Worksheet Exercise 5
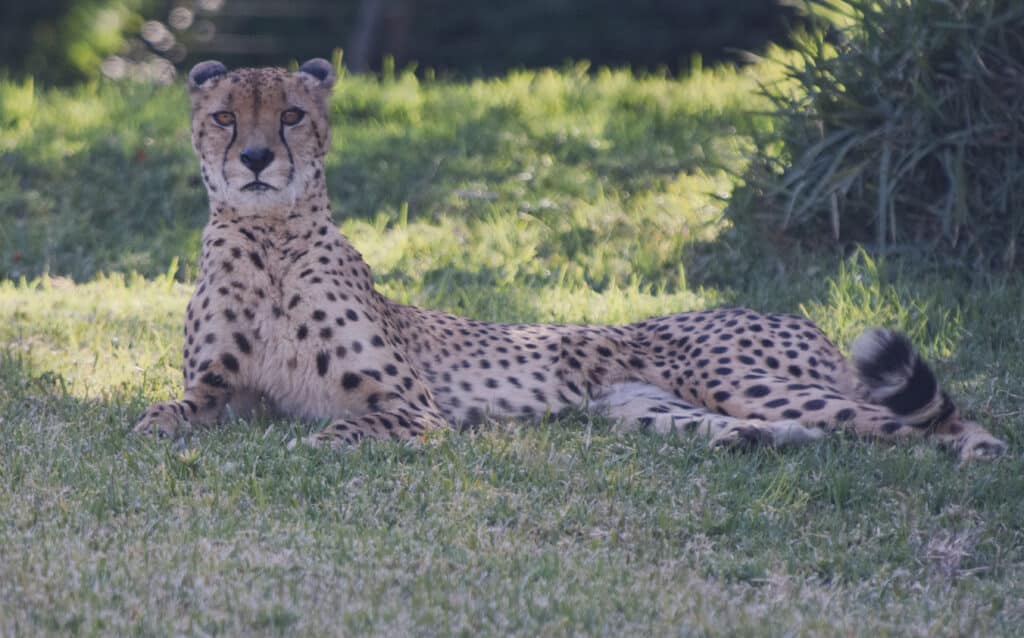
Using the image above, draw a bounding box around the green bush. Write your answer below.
[747,0,1024,268]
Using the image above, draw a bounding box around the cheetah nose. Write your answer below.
[240,146,274,174]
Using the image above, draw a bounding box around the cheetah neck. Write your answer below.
[206,181,332,225]
[201,189,372,290]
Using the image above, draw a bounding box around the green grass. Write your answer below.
[1,62,1022,636]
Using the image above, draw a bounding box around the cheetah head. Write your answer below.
[187,58,336,214]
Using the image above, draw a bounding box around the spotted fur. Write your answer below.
[134,60,1007,462]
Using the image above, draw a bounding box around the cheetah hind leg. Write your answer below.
[291,405,450,449]
[591,382,825,450]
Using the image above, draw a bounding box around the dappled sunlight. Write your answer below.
[3,60,771,282]
[530,282,715,325]
[0,79,37,152]
[800,252,962,359]
[344,167,735,316]
[2,7,1024,633]
[0,275,189,400]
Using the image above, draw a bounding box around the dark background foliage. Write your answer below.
[3,0,803,84]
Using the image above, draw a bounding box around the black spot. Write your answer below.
[370,335,385,347]
[200,372,227,388]
[464,407,485,427]
[712,390,731,403]
[802,399,827,411]
[296,325,308,340]
[596,346,613,357]
[312,310,326,321]
[316,351,330,376]
[765,397,789,408]
[223,309,237,322]
[220,353,239,372]
[204,333,216,344]
[787,365,802,378]
[485,378,499,389]
[836,408,856,421]
[383,364,398,376]
[782,409,802,419]
[345,309,359,321]
[248,252,264,269]
[233,332,252,354]
[744,385,771,398]
[288,294,301,310]
[766,356,779,369]
[882,421,902,434]
[320,327,333,339]
[341,372,361,390]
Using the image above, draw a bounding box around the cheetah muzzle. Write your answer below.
[133,58,1008,463]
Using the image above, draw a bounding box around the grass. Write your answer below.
[1,61,1023,636]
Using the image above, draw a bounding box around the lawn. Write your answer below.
[0,61,1022,636]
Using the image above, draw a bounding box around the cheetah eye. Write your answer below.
[281,108,305,126]
[212,111,235,127]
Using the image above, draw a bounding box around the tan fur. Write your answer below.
[135,60,1007,462]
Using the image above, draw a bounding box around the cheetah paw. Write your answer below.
[768,419,826,446]
[287,435,325,451]
[959,433,1008,462]
[133,403,189,440]
[711,421,774,451]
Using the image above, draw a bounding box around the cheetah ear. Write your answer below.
[298,58,337,90]
[188,60,228,91]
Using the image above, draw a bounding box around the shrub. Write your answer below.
[748,0,1024,268]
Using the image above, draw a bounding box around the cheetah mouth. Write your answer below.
[241,181,278,192]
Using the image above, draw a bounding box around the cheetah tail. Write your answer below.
[851,328,957,429]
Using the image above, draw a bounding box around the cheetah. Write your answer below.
[134,58,1007,462]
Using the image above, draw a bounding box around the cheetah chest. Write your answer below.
[194,229,404,422]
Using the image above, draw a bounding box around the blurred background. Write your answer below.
[2,0,1021,277]
[1,0,804,84]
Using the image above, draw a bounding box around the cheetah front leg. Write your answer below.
[296,405,449,449]
[134,361,243,439]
